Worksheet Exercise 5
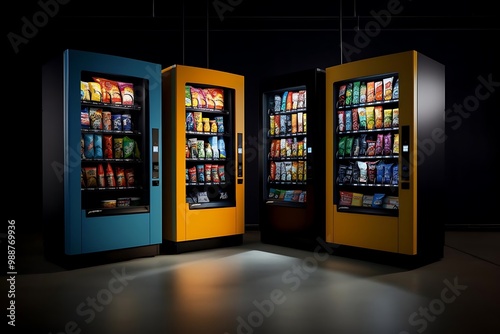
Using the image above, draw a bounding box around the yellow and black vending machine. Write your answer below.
[325,50,445,264]
[161,65,245,253]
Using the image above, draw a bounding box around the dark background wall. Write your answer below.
[5,0,498,234]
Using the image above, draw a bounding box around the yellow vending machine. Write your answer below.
[325,50,445,263]
[162,65,245,253]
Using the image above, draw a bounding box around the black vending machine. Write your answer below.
[259,68,326,250]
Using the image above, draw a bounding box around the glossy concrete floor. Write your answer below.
[3,229,500,334]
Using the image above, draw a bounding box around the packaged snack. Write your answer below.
[274,114,280,135]
[190,87,207,108]
[94,134,103,159]
[197,192,210,203]
[392,78,399,99]
[93,77,121,104]
[103,135,113,159]
[339,191,353,206]
[291,92,299,109]
[383,163,394,184]
[113,137,123,159]
[357,161,367,183]
[345,110,352,131]
[281,91,288,111]
[125,168,135,187]
[274,95,281,112]
[298,90,306,109]
[208,88,224,110]
[383,77,393,101]
[115,167,126,187]
[118,82,134,105]
[186,112,194,131]
[112,114,122,131]
[88,82,102,102]
[81,81,91,101]
[374,80,383,101]
[297,112,303,132]
[351,108,359,131]
[203,89,215,109]
[376,162,385,184]
[188,166,197,183]
[338,84,346,107]
[352,81,360,105]
[269,115,275,135]
[197,140,205,159]
[366,82,375,103]
[392,108,399,127]
[372,193,385,208]
[374,106,383,129]
[105,163,116,187]
[89,108,103,130]
[359,134,367,156]
[359,82,367,104]
[363,195,373,207]
[345,137,353,157]
[97,164,105,188]
[218,165,225,182]
[84,133,94,159]
[351,193,363,206]
[193,112,203,132]
[123,136,135,158]
[393,133,400,154]
[291,113,297,133]
[298,161,304,181]
[383,133,392,155]
[102,111,112,130]
[205,164,212,182]
[210,136,219,159]
[205,142,213,159]
[285,161,292,181]
[352,137,360,157]
[358,108,366,130]
[286,91,293,111]
[302,113,307,132]
[210,119,217,133]
[366,139,376,156]
[345,83,353,105]
[122,114,132,131]
[203,118,210,132]
[383,109,393,128]
[197,165,205,183]
[375,133,384,155]
[211,165,220,183]
[218,138,226,158]
[338,136,347,157]
[81,108,90,129]
[280,114,286,134]
[286,138,292,157]
[215,116,224,133]
[392,165,399,185]
[367,161,377,183]
[185,86,192,107]
[365,106,375,130]
[84,167,97,188]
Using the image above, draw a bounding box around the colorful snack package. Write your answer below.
[291,161,298,181]
[94,134,103,159]
[338,110,345,132]
[365,106,375,130]
[190,87,206,108]
[291,92,299,110]
[375,133,384,155]
[297,140,304,157]
[383,133,392,155]
[193,112,203,132]
[197,140,205,159]
[205,142,213,159]
[366,139,376,156]
[123,136,135,158]
[210,136,219,159]
[281,91,288,111]
[286,114,292,133]
[113,137,123,159]
[345,83,353,105]
[298,191,306,203]
[188,166,197,183]
[81,81,91,101]
[392,108,400,127]
[211,165,220,183]
[103,135,113,159]
[298,160,304,181]
[84,133,94,159]
[376,162,385,184]
[298,90,306,109]
[93,77,121,104]
[345,136,353,157]
[218,165,226,182]
[209,88,224,110]
[351,193,363,206]
[383,109,393,128]
[203,89,215,109]
[343,163,353,184]
[197,165,205,183]
[372,193,385,208]
[358,107,366,130]
[269,161,276,181]
[337,165,347,184]
[359,134,367,156]
[102,111,112,131]
[285,161,292,181]
[118,82,134,105]
[351,161,360,183]
[218,137,226,158]
[205,164,212,182]
[393,133,400,154]
[280,114,287,134]
[81,108,90,129]
[345,109,352,131]
[383,77,393,101]
[112,114,122,131]
[186,112,194,131]
[115,167,126,187]
[291,113,297,133]
[197,191,210,202]
[203,118,210,132]
[339,191,353,206]
[359,82,367,104]
[274,114,280,135]
[88,82,102,102]
[392,78,399,99]
[269,115,275,135]
[352,81,360,105]
[185,86,192,107]
[338,84,346,107]
[375,80,383,101]
[383,163,394,184]
[274,95,282,112]
[375,106,384,129]
[352,136,360,157]
[89,108,103,130]
[286,91,293,111]
[392,165,399,185]
[357,161,368,183]
[286,138,292,157]
[367,161,378,183]
[125,168,135,187]
[97,164,105,188]
[337,136,347,157]
[84,167,97,188]
[106,163,116,187]
[366,81,375,103]
[215,116,224,133]
[362,195,374,207]
[122,114,132,131]
[351,108,359,131]
[210,119,217,133]
[297,112,303,132]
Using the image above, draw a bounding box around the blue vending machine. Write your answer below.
[42,49,162,266]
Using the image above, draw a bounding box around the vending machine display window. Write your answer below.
[333,73,400,217]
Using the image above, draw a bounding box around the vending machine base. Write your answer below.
[161,234,243,254]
